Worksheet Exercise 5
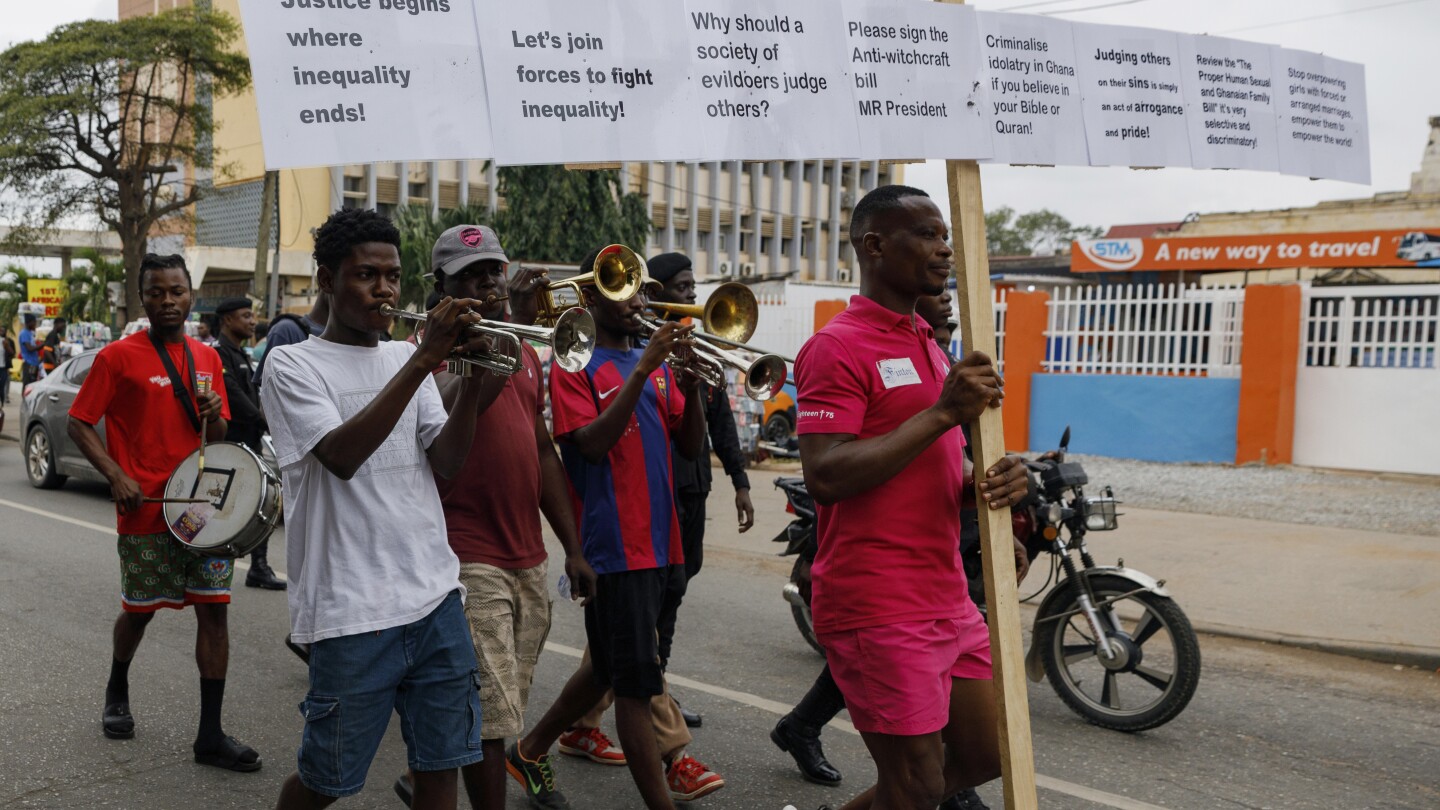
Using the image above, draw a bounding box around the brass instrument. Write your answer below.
[646,281,759,344]
[534,244,650,326]
[379,304,523,377]
[634,317,726,389]
[688,337,789,401]
[381,303,598,375]
[691,332,795,365]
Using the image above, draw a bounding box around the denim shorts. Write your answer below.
[296,590,484,797]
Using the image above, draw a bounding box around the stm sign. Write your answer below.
[1075,239,1143,271]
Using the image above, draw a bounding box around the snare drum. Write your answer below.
[163,441,282,558]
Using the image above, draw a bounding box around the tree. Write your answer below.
[986,206,1102,256]
[493,166,652,262]
[0,266,31,331]
[0,7,252,325]
[59,249,126,327]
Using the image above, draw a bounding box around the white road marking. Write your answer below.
[2,497,1161,810]
[0,498,253,574]
[544,641,1169,810]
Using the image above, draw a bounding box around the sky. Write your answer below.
[4,0,1439,268]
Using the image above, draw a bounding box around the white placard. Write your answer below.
[841,0,990,160]
[235,0,493,170]
[1072,23,1191,168]
[684,0,860,159]
[1271,48,1370,185]
[475,0,696,165]
[975,11,1087,166]
[1176,35,1279,172]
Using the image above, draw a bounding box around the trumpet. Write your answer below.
[379,304,523,377]
[534,244,650,327]
[646,282,759,345]
[689,336,789,401]
[634,317,726,389]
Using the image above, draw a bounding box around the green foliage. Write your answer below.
[986,206,1103,256]
[59,250,126,327]
[0,265,31,330]
[493,166,652,262]
[0,7,252,322]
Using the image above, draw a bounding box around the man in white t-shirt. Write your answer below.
[262,208,497,810]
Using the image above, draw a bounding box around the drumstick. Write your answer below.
[195,376,210,476]
[113,497,212,504]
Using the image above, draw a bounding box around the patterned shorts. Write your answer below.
[118,532,234,613]
[459,561,552,739]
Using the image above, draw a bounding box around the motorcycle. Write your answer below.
[773,427,1202,732]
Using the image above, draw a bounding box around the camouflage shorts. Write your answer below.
[459,561,552,739]
[118,532,234,613]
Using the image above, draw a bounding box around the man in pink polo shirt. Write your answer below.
[793,185,1022,810]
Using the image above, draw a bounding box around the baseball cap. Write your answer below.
[431,224,508,277]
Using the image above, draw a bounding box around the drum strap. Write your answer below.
[148,330,202,434]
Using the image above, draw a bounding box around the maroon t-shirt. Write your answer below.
[433,343,547,569]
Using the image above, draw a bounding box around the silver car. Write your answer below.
[19,349,108,489]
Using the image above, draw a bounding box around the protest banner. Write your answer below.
[975,11,1087,166]
[1271,48,1370,185]
[1176,34,1280,172]
[234,0,494,169]
[842,0,989,160]
[1072,22,1190,168]
[476,0,696,165]
[684,0,860,159]
[233,0,1372,184]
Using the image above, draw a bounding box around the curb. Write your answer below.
[1187,621,1440,671]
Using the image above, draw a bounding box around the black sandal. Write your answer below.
[102,701,134,740]
[193,735,262,772]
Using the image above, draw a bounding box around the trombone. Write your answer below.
[534,244,650,326]
[378,304,598,376]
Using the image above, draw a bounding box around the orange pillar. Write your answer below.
[1235,284,1301,465]
[1001,291,1049,452]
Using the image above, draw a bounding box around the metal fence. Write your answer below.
[1302,284,1439,369]
[1044,284,1245,377]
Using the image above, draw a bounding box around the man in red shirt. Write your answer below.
[793,186,1020,810]
[391,224,599,810]
[512,248,722,810]
[67,253,259,772]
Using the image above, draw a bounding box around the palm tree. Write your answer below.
[0,265,31,330]
[58,249,125,328]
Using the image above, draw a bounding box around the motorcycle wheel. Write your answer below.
[1033,573,1201,732]
[789,556,825,656]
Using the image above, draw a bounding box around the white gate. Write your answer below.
[1294,284,1440,475]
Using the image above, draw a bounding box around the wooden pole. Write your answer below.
[939,2,1040,807]
[252,169,278,319]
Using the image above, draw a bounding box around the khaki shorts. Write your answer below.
[459,561,552,739]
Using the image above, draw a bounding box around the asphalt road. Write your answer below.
[0,452,1436,810]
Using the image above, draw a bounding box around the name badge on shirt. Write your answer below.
[876,357,922,389]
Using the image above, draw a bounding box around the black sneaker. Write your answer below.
[506,742,573,809]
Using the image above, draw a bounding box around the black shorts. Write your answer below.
[584,565,684,699]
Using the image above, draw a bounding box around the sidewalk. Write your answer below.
[732,476,1440,670]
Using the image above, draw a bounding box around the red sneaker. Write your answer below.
[557,727,627,766]
[667,753,726,802]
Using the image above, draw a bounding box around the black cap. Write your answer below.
[215,297,252,316]
[646,252,692,284]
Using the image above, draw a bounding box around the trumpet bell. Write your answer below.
[578,244,647,302]
[703,282,759,344]
[550,307,597,373]
[744,354,789,401]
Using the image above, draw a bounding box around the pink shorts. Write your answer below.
[818,615,992,736]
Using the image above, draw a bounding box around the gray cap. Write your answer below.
[431,225,508,277]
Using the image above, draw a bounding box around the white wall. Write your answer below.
[1293,366,1440,476]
